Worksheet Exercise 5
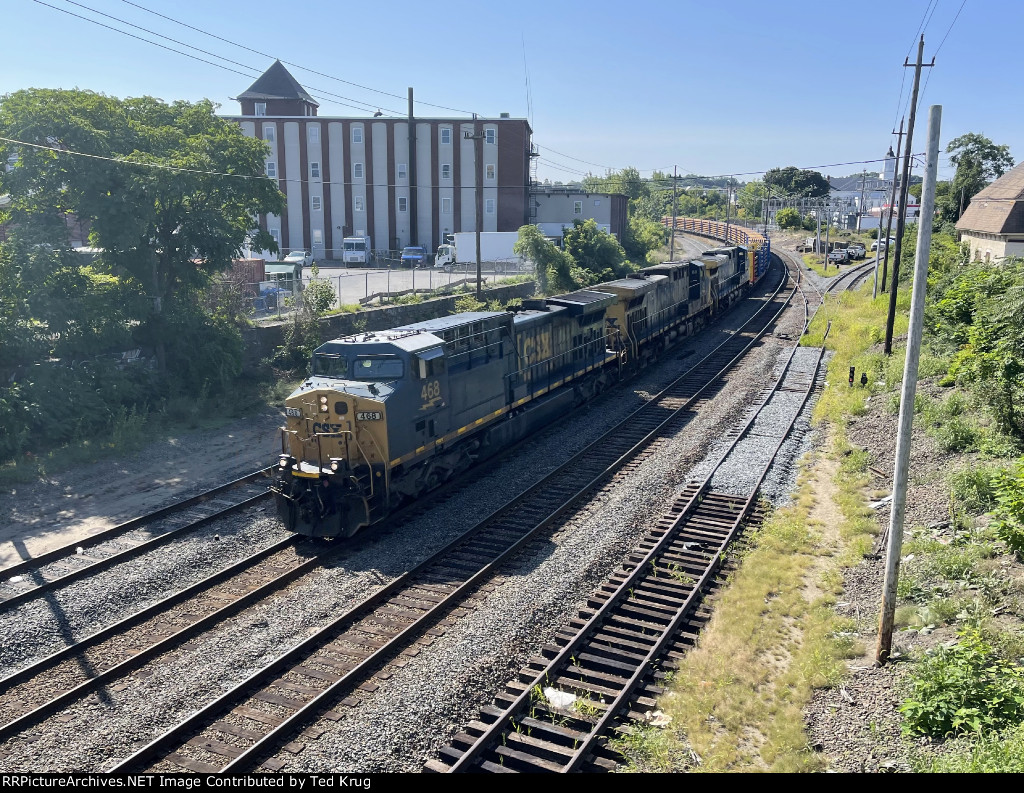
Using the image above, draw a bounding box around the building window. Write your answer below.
[440,128,451,145]
[353,163,363,179]
[263,125,275,143]
[254,102,266,117]
[398,196,408,212]
[398,163,407,179]
[573,200,582,215]
[354,196,364,212]
[312,196,322,211]
[441,197,452,214]
[485,164,495,181]
[308,126,319,143]
[486,198,495,215]
[312,229,323,244]
[310,162,321,179]
[352,126,363,144]
[485,128,496,145]
[441,163,451,179]
[269,228,280,247]
[265,161,277,178]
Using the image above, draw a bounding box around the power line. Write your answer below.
[4,133,926,197]
[920,0,969,103]
[117,0,479,117]
[34,0,403,116]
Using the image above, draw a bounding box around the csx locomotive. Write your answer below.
[274,231,771,537]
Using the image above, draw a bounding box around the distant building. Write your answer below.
[529,186,628,242]
[956,161,1024,262]
[223,61,532,261]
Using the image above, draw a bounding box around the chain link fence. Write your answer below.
[217,259,536,324]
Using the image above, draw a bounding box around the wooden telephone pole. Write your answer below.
[880,119,905,292]
[883,35,934,355]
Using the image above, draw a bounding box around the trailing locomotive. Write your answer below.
[274,230,771,538]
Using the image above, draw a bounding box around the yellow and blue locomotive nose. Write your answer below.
[275,388,390,537]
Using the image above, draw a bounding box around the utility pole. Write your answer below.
[408,88,417,246]
[877,104,942,665]
[856,170,867,233]
[670,165,678,260]
[880,118,905,292]
[815,203,822,265]
[724,179,732,242]
[884,36,934,355]
[464,126,486,299]
[824,198,831,270]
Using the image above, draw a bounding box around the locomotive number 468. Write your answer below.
[421,380,441,401]
[356,411,383,421]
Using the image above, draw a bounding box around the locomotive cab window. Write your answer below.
[416,347,446,379]
[312,354,348,378]
[352,356,404,381]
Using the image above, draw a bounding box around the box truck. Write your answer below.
[434,231,521,270]
[342,235,371,265]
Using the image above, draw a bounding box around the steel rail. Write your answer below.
[1,468,271,580]
[445,269,824,773]
[110,257,796,773]
[0,472,273,610]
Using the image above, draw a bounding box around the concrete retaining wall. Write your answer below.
[243,281,536,371]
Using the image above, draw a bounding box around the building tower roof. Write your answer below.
[236,60,319,107]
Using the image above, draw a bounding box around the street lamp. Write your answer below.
[464,128,485,299]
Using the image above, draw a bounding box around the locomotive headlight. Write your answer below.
[320,405,329,412]
[319,396,328,404]
[330,459,340,472]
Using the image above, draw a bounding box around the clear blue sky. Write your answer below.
[3,0,1017,184]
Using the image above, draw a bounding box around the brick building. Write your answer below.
[225,61,533,261]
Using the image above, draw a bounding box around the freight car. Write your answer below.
[274,231,771,538]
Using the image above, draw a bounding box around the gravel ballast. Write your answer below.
[0,260,812,773]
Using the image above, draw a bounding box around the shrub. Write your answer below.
[951,466,1005,514]
[935,417,980,452]
[991,463,1024,559]
[900,628,1024,737]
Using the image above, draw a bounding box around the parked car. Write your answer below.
[282,250,314,267]
[848,243,866,260]
[827,249,849,264]
[401,246,429,268]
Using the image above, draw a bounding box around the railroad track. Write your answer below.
[429,257,830,773]
[105,257,797,773]
[0,255,790,763]
[0,469,273,611]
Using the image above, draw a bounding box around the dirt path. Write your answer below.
[0,406,285,571]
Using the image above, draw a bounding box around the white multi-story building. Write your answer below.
[224,61,533,261]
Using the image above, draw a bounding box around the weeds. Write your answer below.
[900,628,1024,737]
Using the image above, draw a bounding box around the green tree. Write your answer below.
[775,207,802,229]
[945,133,1015,222]
[623,215,667,264]
[515,225,573,294]
[582,166,649,202]
[736,181,767,219]
[562,218,628,283]
[764,166,831,197]
[0,88,285,371]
